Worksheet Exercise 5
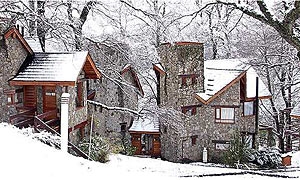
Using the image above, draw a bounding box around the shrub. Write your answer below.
[78,135,110,163]
[222,132,248,166]
[78,133,136,163]
[246,147,281,168]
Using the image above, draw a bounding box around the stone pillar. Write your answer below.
[61,93,70,153]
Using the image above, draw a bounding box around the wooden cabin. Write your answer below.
[129,117,161,157]
[9,51,101,141]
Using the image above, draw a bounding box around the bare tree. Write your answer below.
[216,1,300,59]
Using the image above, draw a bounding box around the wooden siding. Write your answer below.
[23,85,36,108]
[43,86,57,120]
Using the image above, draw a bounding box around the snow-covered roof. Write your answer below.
[129,117,159,133]
[121,64,144,96]
[291,104,300,117]
[11,51,100,86]
[196,59,271,103]
[246,67,271,99]
[25,37,43,52]
[153,63,165,75]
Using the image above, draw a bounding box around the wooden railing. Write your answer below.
[10,107,36,128]
[33,113,91,160]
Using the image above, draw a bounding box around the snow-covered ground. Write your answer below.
[0,123,299,180]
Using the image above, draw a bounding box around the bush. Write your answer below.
[246,147,281,168]
[78,135,110,163]
[78,133,136,163]
[222,132,248,166]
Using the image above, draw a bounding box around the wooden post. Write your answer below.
[253,77,259,149]
[61,93,70,153]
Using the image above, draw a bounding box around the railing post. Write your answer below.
[61,93,70,153]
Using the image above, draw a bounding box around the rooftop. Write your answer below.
[196,59,271,103]
[10,51,100,86]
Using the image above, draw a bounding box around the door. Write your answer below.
[23,86,37,108]
[141,134,153,155]
[43,86,57,120]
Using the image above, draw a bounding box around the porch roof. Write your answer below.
[129,117,159,133]
[10,51,101,86]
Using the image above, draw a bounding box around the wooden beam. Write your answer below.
[10,80,75,86]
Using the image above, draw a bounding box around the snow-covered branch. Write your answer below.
[87,100,140,116]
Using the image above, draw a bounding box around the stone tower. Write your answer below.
[157,42,204,109]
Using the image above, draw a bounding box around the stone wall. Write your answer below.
[157,42,256,162]
[0,26,29,122]
[84,41,139,140]
[157,42,204,110]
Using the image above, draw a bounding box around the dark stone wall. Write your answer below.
[0,27,29,122]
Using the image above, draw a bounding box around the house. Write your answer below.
[84,41,144,144]
[129,115,161,157]
[153,42,271,162]
[0,24,101,143]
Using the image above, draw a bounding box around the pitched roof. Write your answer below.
[153,63,166,75]
[291,104,300,118]
[195,59,271,104]
[121,64,144,97]
[10,52,101,86]
[129,117,159,133]
[4,27,33,55]
[25,37,43,52]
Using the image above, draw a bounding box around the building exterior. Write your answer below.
[0,24,101,144]
[153,42,271,162]
[84,41,144,144]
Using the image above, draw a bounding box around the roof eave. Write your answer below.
[9,80,76,86]
[4,27,34,55]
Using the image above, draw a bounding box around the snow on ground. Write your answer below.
[0,123,299,180]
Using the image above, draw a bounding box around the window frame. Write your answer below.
[191,135,198,146]
[4,89,23,106]
[243,101,255,116]
[213,140,231,151]
[215,107,235,124]
[76,81,84,108]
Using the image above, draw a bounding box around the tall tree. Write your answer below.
[216,1,300,59]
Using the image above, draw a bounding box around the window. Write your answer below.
[181,77,187,87]
[215,143,230,150]
[7,94,13,105]
[4,89,22,105]
[215,107,235,123]
[76,81,84,107]
[191,135,198,146]
[120,122,127,132]
[179,74,199,88]
[182,106,198,116]
[243,101,254,116]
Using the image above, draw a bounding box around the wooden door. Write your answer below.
[152,134,161,157]
[43,86,57,120]
[23,86,37,108]
[131,134,142,155]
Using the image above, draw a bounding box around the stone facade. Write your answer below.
[0,22,30,122]
[157,42,257,162]
[157,42,204,110]
[84,41,140,140]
